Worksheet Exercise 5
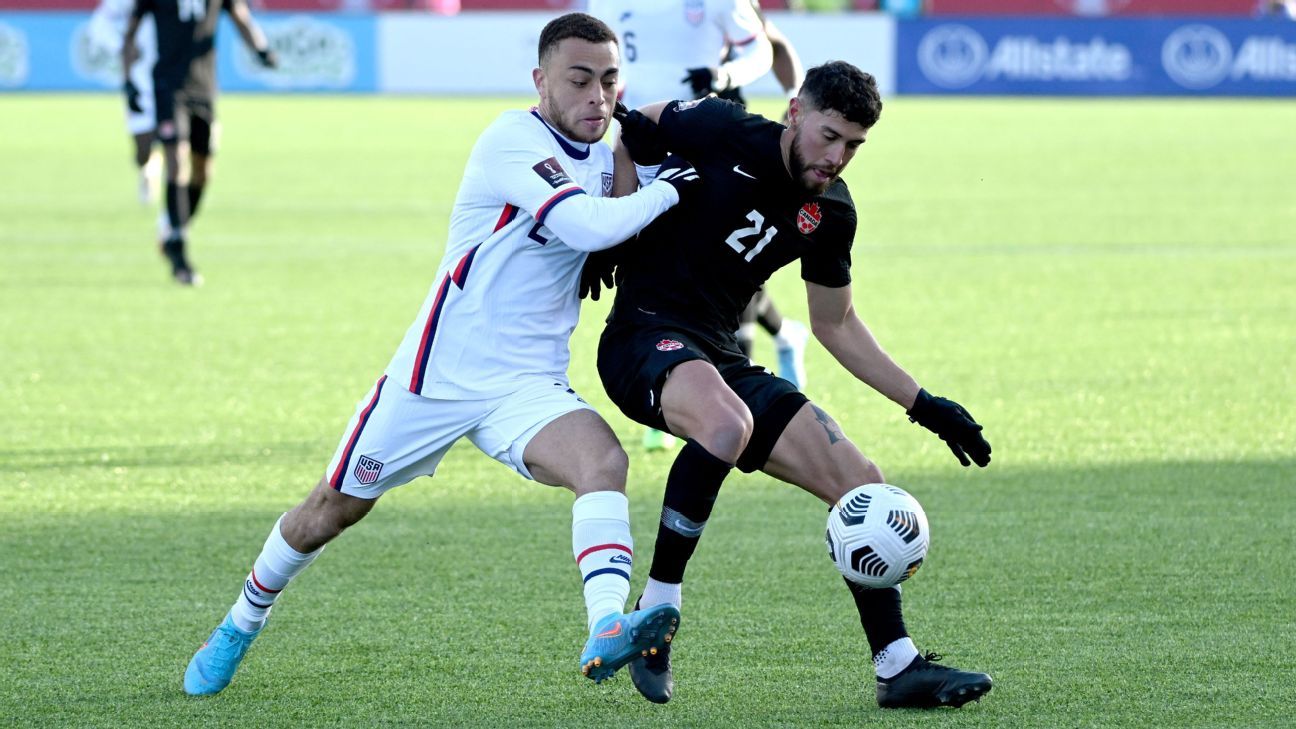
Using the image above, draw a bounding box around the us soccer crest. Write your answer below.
[601,172,613,196]
[354,455,384,485]
[683,0,705,25]
[797,202,822,234]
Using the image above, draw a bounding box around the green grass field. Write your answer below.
[1,94,1293,727]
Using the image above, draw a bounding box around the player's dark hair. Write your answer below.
[799,61,883,129]
[538,13,618,65]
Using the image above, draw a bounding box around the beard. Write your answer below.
[788,130,837,194]
[541,98,604,144]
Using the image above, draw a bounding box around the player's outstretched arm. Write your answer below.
[228,0,276,68]
[806,281,920,408]
[543,157,698,252]
[807,281,992,468]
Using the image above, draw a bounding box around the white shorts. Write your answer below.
[324,374,596,498]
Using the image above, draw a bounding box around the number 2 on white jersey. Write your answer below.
[724,210,777,262]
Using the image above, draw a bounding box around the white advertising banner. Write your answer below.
[378,11,895,96]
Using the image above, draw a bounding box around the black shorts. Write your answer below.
[597,318,807,473]
[154,88,217,155]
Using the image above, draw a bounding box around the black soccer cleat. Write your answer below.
[876,652,992,709]
[628,640,673,704]
[627,596,675,703]
[161,236,199,286]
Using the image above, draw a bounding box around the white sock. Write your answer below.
[874,637,919,679]
[229,515,324,633]
[640,577,682,611]
[572,491,633,632]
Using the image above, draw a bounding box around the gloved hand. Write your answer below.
[124,80,143,114]
[906,388,992,467]
[681,66,730,97]
[653,154,700,203]
[613,101,668,166]
[255,47,278,69]
[579,247,620,301]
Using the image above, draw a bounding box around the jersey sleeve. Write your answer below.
[715,0,766,46]
[799,203,855,287]
[476,118,589,228]
[655,97,747,161]
[477,115,680,252]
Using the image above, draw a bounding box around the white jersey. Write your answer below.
[386,110,616,400]
[89,0,156,95]
[587,0,768,110]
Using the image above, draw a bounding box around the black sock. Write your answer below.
[647,439,734,584]
[844,579,909,656]
[165,181,189,238]
[756,296,783,336]
[187,184,205,220]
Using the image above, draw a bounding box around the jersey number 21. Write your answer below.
[725,210,777,262]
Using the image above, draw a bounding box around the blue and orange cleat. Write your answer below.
[580,603,680,684]
[183,613,261,696]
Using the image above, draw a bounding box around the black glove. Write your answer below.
[906,388,992,467]
[653,154,700,202]
[613,101,668,166]
[123,80,143,114]
[682,66,729,97]
[579,246,620,301]
[255,47,278,69]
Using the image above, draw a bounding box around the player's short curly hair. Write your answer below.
[800,61,883,129]
[538,13,619,66]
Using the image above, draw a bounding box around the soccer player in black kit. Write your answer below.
[591,61,995,709]
[122,0,276,285]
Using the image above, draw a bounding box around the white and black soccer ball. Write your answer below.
[826,484,930,588]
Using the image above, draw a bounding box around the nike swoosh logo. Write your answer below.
[672,518,704,537]
[733,165,756,180]
[596,621,624,639]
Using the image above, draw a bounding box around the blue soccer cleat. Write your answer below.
[580,603,680,684]
[183,613,261,696]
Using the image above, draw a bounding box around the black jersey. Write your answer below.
[610,97,857,340]
[133,0,233,97]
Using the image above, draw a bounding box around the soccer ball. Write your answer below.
[826,483,930,588]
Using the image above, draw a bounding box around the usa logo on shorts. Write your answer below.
[656,339,684,352]
[798,202,822,234]
[354,455,384,485]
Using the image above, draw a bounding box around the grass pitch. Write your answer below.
[1,94,1293,727]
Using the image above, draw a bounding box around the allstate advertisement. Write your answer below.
[0,12,374,92]
[898,18,1296,95]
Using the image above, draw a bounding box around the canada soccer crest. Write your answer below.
[797,202,822,234]
[656,339,684,352]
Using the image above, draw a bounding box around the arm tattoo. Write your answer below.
[811,405,843,445]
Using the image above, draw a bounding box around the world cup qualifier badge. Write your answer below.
[797,202,822,234]
[656,339,684,352]
[354,455,384,485]
[532,157,574,189]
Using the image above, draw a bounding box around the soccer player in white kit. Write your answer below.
[87,0,161,204]
[182,13,697,697]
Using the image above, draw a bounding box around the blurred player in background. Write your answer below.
[588,0,811,456]
[88,0,161,204]
[597,62,994,709]
[179,13,693,697]
[122,0,277,286]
